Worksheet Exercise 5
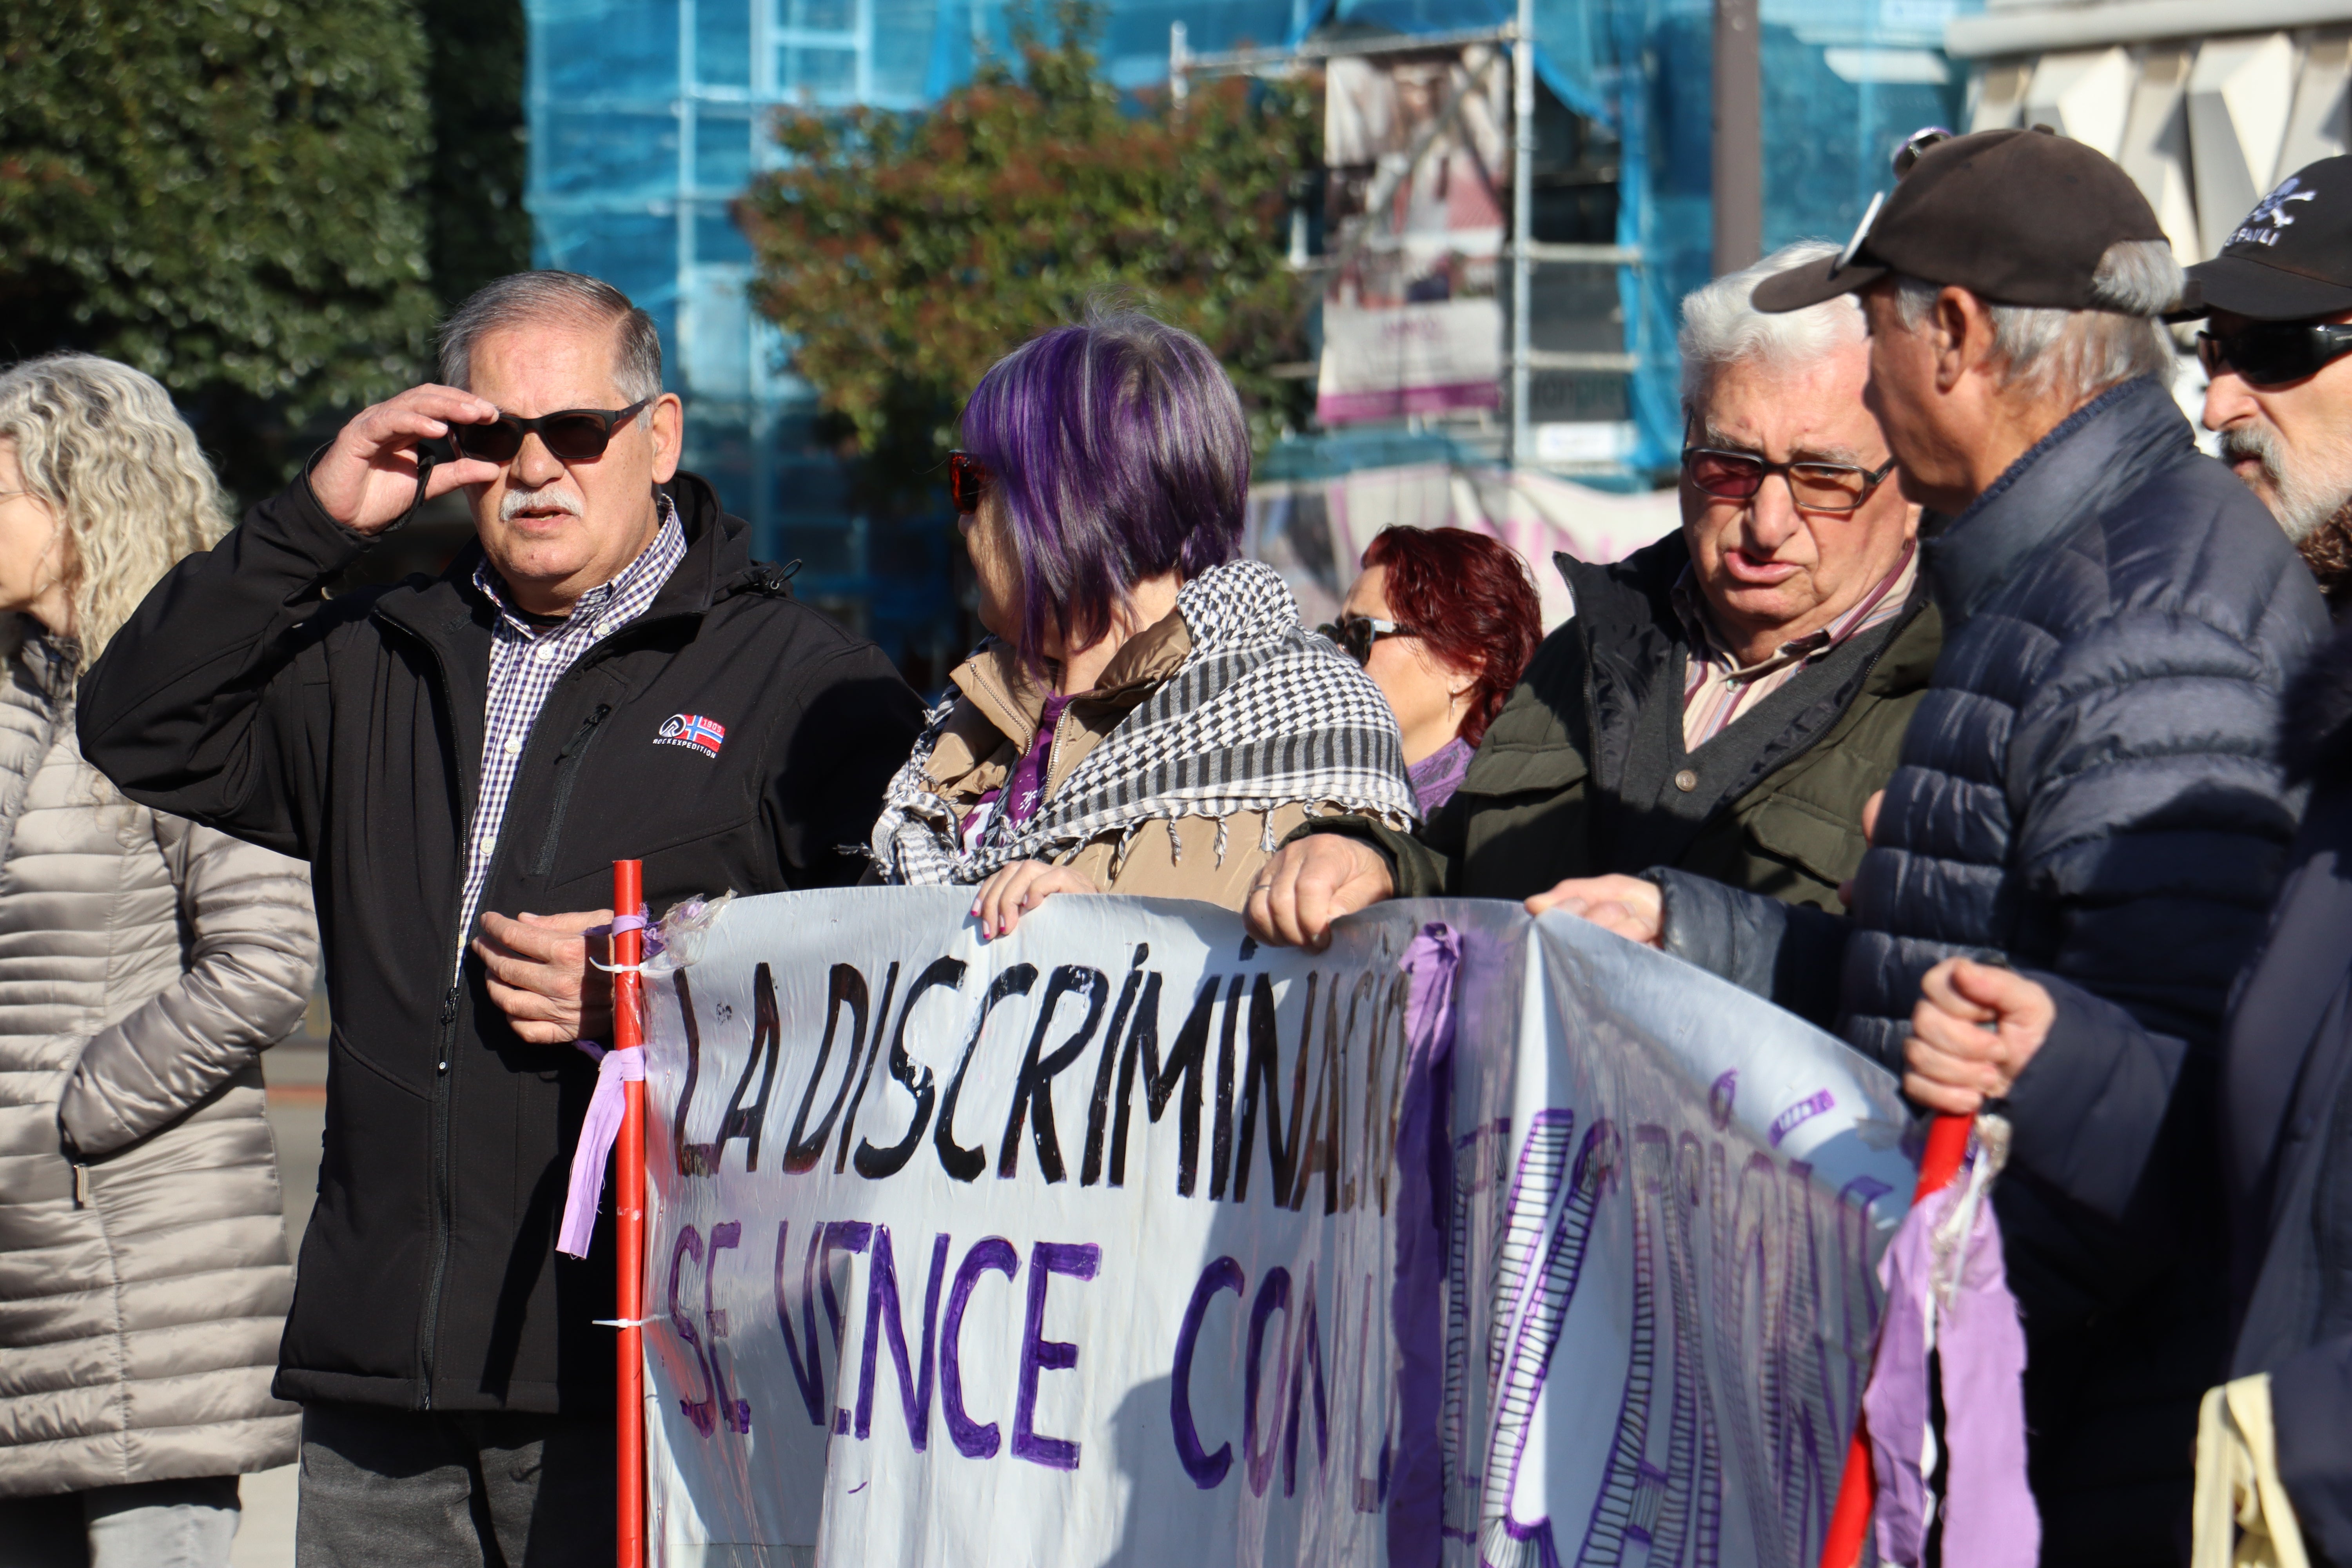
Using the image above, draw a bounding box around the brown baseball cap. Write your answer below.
[1751,127,2171,314]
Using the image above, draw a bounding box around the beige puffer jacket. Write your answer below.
[0,623,318,1496]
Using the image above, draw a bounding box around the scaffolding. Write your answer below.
[524,0,1978,668]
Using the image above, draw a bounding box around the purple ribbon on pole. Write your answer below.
[555,911,650,1261]
[1862,1133,2040,1567]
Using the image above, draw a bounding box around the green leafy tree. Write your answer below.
[740,1,1315,510]
[420,0,530,310]
[0,0,442,495]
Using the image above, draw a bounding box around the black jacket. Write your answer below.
[1653,377,2328,1563]
[1305,531,1940,909]
[75,471,927,1417]
[2222,617,2352,1567]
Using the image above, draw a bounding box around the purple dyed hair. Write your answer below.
[959,309,1249,671]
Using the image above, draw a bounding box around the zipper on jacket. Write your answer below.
[71,1162,88,1208]
[417,981,462,1410]
[374,603,674,1415]
[528,704,613,877]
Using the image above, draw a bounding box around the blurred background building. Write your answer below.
[521,0,1980,668]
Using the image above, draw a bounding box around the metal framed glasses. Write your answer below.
[2196,322,2352,389]
[1316,614,1421,666]
[1679,442,1898,515]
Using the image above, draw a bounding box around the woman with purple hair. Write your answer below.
[869,310,1417,935]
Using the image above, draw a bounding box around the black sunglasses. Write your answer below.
[2196,323,2352,389]
[1317,614,1420,665]
[449,397,655,464]
[948,450,988,515]
[1680,439,1897,516]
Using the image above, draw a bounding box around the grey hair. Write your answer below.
[436,270,663,408]
[1679,240,1866,409]
[0,354,232,671]
[1892,238,2181,404]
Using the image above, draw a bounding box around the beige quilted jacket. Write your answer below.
[0,622,318,1496]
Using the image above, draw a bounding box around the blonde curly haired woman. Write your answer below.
[0,357,319,1568]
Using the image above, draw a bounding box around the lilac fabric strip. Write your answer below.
[555,907,653,1260]
[1862,1170,2039,1566]
[557,1041,645,1258]
[1387,922,1461,1566]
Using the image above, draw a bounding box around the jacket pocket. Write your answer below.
[1743,796,1866,889]
[528,704,613,878]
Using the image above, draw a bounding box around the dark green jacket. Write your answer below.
[1310,532,1940,910]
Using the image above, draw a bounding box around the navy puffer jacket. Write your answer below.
[1653,376,2327,1563]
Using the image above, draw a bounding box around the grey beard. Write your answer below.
[2218,423,2352,544]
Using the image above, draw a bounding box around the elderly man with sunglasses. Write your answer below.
[74,270,926,1564]
[1246,236,1939,941]
[2184,154,2352,615]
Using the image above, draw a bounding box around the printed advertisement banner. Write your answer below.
[636,889,1915,1567]
[1318,45,1510,426]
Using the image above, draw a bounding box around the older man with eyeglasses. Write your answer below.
[74,270,927,1564]
[1245,236,1940,944]
[1567,131,2319,1562]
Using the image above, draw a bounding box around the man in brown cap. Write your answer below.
[1544,130,2326,1562]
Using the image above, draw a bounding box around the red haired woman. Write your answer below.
[1323,526,1543,814]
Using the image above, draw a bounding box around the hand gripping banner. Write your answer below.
[633,889,1917,1566]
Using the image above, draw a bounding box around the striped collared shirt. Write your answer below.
[454,498,686,969]
[1676,542,1918,752]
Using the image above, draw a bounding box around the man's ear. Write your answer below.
[650,392,685,485]
[1935,286,1998,394]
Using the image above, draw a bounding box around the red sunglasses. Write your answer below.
[948,450,988,514]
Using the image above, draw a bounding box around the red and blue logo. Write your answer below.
[655,713,726,757]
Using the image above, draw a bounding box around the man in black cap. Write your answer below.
[2180,155,2352,613]
[1545,130,2327,1562]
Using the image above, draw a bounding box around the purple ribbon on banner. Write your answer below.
[1387,922,1461,1567]
[555,910,650,1261]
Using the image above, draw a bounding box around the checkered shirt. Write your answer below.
[454,499,686,970]
[1676,542,1917,751]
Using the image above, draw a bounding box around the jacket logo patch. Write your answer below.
[655,713,727,757]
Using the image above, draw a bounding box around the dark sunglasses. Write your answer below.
[948,450,988,515]
[449,398,655,464]
[1317,614,1420,665]
[1891,125,1953,178]
[2196,323,2352,389]
[1680,443,1897,515]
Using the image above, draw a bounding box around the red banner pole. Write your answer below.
[612,860,646,1568]
[1816,1111,1975,1568]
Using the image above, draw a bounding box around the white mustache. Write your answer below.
[500,485,585,522]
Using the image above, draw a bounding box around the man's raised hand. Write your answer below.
[311,385,506,535]
[1244,834,1395,952]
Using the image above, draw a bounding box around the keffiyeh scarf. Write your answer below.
[871,559,1417,886]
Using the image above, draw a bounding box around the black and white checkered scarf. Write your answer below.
[871,559,1417,886]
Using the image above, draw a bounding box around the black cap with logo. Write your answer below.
[1751,126,2169,315]
[2177,156,2352,322]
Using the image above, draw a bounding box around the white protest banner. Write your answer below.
[635,889,1915,1567]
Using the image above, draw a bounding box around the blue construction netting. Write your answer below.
[525,0,1974,668]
